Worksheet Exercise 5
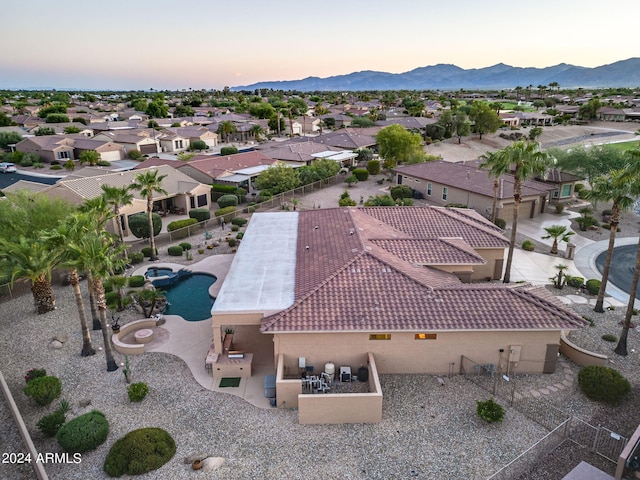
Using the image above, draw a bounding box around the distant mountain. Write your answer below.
[232,58,640,91]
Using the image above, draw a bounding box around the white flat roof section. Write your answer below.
[212,212,298,314]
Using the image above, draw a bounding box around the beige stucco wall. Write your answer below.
[559,332,607,367]
[274,330,561,375]
[212,312,264,355]
[474,247,506,280]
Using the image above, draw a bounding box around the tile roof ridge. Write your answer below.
[434,207,506,242]
[437,237,488,264]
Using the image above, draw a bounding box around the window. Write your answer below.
[175,140,184,149]
[560,184,572,198]
[369,334,391,341]
[189,196,195,209]
[552,189,559,199]
[197,194,207,207]
[427,183,432,196]
[415,333,437,340]
[57,151,71,160]
[442,187,448,201]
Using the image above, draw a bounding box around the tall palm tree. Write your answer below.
[582,170,638,313]
[217,121,237,143]
[71,233,125,371]
[0,237,61,314]
[43,214,97,356]
[130,170,167,261]
[481,141,553,283]
[541,225,574,255]
[100,184,134,256]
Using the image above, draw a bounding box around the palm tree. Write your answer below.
[100,184,134,255]
[582,170,638,313]
[217,121,237,143]
[541,225,574,255]
[481,141,553,283]
[43,214,97,356]
[130,170,168,262]
[0,237,61,314]
[250,124,264,142]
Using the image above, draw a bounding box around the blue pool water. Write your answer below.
[157,273,217,321]
[146,267,174,277]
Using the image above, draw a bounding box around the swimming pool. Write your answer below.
[154,273,217,321]
[596,245,640,300]
[145,267,174,277]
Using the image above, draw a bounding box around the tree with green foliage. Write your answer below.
[0,112,15,126]
[0,191,74,242]
[255,163,301,195]
[220,146,238,156]
[248,102,275,119]
[481,141,553,282]
[344,174,358,187]
[578,98,602,121]
[39,104,67,118]
[79,150,100,166]
[0,131,22,149]
[351,117,373,128]
[437,110,454,138]
[528,127,543,142]
[189,140,207,151]
[541,225,574,254]
[173,104,194,117]
[100,184,134,254]
[453,111,471,144]
[469,101,503,139]
[298,159,341,184]
[217,121,237,143]
[64,126,81,134]
[552,145,629,188]
[145,101,168,118]
[130,170,168,261]
[45,114,70,123]
[34,127,56,136]
[376,124,424,168]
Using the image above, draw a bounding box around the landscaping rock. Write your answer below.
[52,334,68,343]
[49,340,64,349]
[202,457,225,473]
[184,453,207,464]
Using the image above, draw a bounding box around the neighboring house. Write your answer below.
[40,165,211,236]
[164,126,218,148]
[393,160,556,221]
[311,128,378,150]
[539,169,583,203]
[26,122,94,136]
[68,136,126,162]
[15,136,76,163]
[93,130,160,155]
[598,107,626,122]
[515,112,555,126]
[158,131,190,153]
[209,207,587,424]
[258,140,348,166]
[499,112,520,128]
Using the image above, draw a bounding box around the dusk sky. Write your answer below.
[2,0,638,91]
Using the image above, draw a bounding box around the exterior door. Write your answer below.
[543,343,560,374]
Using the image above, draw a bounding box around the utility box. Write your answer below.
[565,243,576,260]
[264,374,276,399]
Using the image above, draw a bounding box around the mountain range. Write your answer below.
[232,58,640,92]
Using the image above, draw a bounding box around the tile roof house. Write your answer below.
[210,207,586,423]
[393,160,556,222]
[257,140,349,166]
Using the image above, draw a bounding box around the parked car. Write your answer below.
[0,162,17,173]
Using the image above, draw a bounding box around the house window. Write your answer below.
[197,194,207,207]
[175,140,183,149]
[57,151,71,160]
[553,189,559,199]
[560,184,572,198]
[427,183,432,196]
[442,187,448,201]
[415,333,437,340]
[189,196,195,209]
[369,334,391,341]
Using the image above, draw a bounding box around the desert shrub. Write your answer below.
[24,376,62,406]
[140,247,157,258]
[97,160,111,167]
[167,246,183,256]
[217,194,239,209]
[179,242,192,251]
[582,315,595,327]
[190,140,208,151]
[601,334,617,342]
[103,427,176,477]
[211,184,238,194]
[231,225,239,232]
[167,218,197,232]
[105,291,118,306]
[585,279,601,295]
[188,208,210,223]
[601,208,612,217]
[578,366,630,405]
[353,168,369,181]
[50,164,63,170]
[566,276,584,288]
[366,159,381,175]
[128,150,143,160]
[214,206,237,223]
[494,218,506,229]
[128,213,162,239]
[236,232,244,240]
[220,146,238,156]
[476,398,505,423]
[56,410,109,453]
[37,399,70,437]
[231,217,248,227]
[390,185,413,200]
[554,204,564,214]
[574,183,585,195]
[128,276,145,288]
[397,198,414,206]
[227,238,237,248]
[364,195,395,206]
[127,382,149,402]
[25,368,47,384]
[522,240,535,251]
[602,223,611,230]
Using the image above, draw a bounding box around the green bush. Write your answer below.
[211,184,238,194]
[364,194,395,206]
[366,159,381,175]
[231,225,239,232]
[338,191,357,206]
[602,223,611,230]
[227,238,237,248]
[167,218,198,232]
[236,232,244,240]
[129,252,144,264]
[214,206,237,223]
[105,291,118,306]
[494,218,506,229]
[217,194,239,209]
[57,410,109,453]
[128,213,162,239]
[476,398,505,423]
[353,168,369,181]
[231,217,248,227]
[566,276,584,288]
[602,334,617,342]
[179,242,192,250]
[37,400,70,437]
[24,376,62,406]
[50,164,63,170]
[128,275,145,288]
[397,198,414,206]
[167,246,183,256]
[128,150,143,160]
[127,382,149,402]
[25,368,47,384]
[103,427,176,477]
[522,240,535,251]
[578,366,630,405]
[190,140,208,151]
[585,279,601,295]
[188,208,210,223]
[554,204,564,214]
[602,208,612,217]
[220,146,238,156]
[390,185,413,200]
[140,247,157,258]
